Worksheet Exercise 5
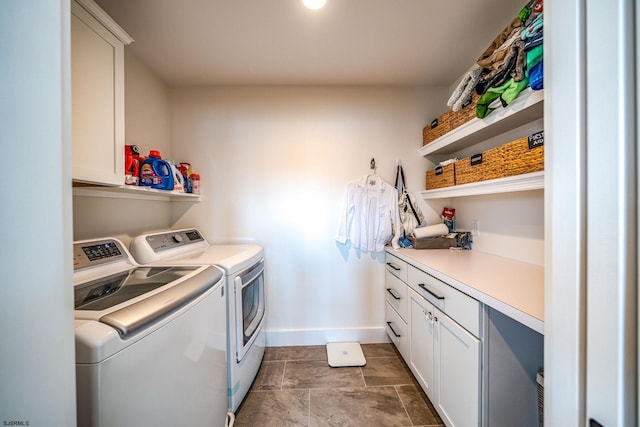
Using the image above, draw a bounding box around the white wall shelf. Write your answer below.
[419,89,544,158]
[420,171,544,199]
[73,183,201,202]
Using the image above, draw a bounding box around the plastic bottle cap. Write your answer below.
[149,150,162,158]
[191,173,200,179]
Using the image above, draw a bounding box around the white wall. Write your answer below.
[1,1,76,424]
[122,49,172,160]
[169,85,447,345]
[74,50,173,244]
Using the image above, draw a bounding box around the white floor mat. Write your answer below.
[326,342,366,367]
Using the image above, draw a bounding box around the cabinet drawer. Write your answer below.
[385,270,408,321]
[408,265,481,337]
[385,253,408,283]
[385,301,408,360]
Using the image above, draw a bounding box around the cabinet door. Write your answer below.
[409,288,435,400]
[71,1,125,185]
[435,309,481,427]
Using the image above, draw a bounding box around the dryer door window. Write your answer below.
[235,260,265,362]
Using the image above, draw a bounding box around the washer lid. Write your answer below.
[74,266,200,311]
[75,265,222,338]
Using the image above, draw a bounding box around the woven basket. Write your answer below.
[455,145,505,185]
[448,92,480,130]
[423,110,453,146]
[502,131,544,177]
[426,163,455,189]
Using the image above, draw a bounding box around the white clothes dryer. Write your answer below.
[72,237,228,427]
[129,229,266,413]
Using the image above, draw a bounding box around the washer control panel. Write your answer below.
[145,229,204,253]
[73,239,128,271]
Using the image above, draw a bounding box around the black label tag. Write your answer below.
[431,118,439,129]
[435,166,443,175]
[462,96,473,108]
[528,130,544,149]
[470,153,483,166]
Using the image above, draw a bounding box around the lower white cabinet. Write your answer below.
[435,305,481,427]
[385,301,409,360]
[385,255,410,361]
[409,289,435,398]
[409,288,481,427]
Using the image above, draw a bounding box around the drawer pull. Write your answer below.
[418,283,445,300]
[386,262,401,271]
[386,288,401,300]
[386,321,401,337]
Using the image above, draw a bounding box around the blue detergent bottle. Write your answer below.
[139,150,174,190]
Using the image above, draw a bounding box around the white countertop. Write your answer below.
[387,248,544,335]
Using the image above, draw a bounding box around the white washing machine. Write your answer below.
[130,229,266,413]
[73,237,228,427]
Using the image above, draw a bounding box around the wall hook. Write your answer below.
[370,158,376,171]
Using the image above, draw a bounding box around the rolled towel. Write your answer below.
[413,223,449,239]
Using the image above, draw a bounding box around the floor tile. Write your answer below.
[235,345,444,426]
[264,345,328,362]
[283,360,365,389]
[309,386,412,427]
[396,384,444,426]
[233,389,309,427]
[361,342,398,358]
[362,356,414,386]
[253,361,285,390]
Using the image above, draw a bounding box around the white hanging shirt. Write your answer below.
[336,175,401,252]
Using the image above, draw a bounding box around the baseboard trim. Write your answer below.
[265,327,390,347]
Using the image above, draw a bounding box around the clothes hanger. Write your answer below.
[366,158,380,186]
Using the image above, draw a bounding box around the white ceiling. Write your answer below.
[95,0,523,87]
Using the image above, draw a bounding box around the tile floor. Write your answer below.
[233,343,445,427]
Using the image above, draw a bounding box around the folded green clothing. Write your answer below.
[526,44,544,74]
[476,77,530,119]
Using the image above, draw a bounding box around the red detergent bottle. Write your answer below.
[124,145,140,185]
[139,150,174,190]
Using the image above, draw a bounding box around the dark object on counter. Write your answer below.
[409,232,472,250]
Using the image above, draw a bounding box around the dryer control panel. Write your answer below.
[145,229,205,253]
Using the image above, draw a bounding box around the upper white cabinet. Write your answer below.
[71,0,133,186]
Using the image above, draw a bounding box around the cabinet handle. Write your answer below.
[386,321,401,337]
[386,262,401,271]
[418,283,445,300]
[386,288,401,300]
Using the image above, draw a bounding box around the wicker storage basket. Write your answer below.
[455,145,505,185]
[423,110,452,146]
[448,92,480,130]
[502,131,544,177]
[426,163,455,189]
